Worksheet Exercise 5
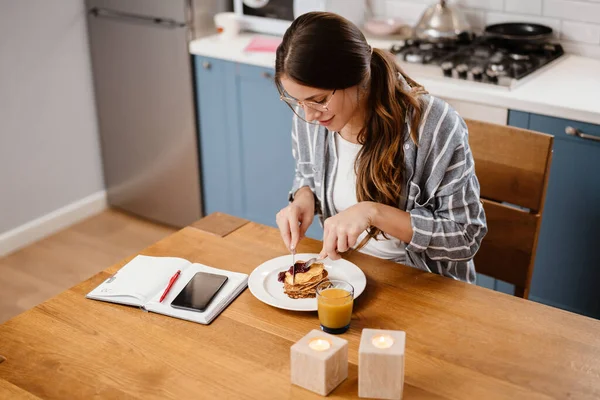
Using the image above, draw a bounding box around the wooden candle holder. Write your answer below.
[290,329,348,396]
[359,329,406,399]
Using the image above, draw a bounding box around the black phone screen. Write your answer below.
[170,272,228,312]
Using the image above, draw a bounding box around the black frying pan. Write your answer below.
[484,22,553,43]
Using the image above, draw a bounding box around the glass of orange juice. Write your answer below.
[316,280,354,334]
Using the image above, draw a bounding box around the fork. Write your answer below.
[302,257,319,269]
[291,256,320,285]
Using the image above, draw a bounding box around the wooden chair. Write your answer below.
[466,119,553,299]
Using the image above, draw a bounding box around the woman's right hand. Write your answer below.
[276,186,315,252]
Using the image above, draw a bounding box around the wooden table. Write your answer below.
[1,213,600,399]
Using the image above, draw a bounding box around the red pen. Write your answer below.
[159,270,181,303]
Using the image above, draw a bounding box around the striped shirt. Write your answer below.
[288,77,487,283]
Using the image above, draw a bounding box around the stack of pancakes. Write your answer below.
[283,262,329,299]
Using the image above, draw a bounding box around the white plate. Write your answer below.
[248,253,367,311]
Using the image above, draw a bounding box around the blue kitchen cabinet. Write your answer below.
[508,110,600,318]
[195,57,243,217]
[235,63,295,227]
[195,56,324,240]
[507,109,530,129]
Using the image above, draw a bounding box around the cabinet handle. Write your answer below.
[262,71,273,79]
[89,7,186,29]
[202,61,212,70]
[565,126,600,142]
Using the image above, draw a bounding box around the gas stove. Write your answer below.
[389,37,565,89]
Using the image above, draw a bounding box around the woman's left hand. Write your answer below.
[319,202,376,260]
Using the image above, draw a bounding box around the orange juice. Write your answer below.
[317,288,353,329]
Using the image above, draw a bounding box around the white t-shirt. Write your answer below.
[332,133,406,263]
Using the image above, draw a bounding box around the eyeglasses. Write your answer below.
[278,86,337,123]
[279,89,336,113]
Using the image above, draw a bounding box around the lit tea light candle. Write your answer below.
[372,334,394,349]
[291,330,348,396]
[309,338,331,352]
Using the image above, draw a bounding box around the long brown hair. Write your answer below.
[275,12,426,248]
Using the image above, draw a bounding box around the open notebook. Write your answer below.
[86,255,248,325]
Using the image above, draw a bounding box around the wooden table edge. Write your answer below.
[189,212,250,237]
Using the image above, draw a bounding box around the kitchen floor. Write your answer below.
[0,209,176,324]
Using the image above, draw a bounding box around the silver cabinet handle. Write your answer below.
[89,7,186,29]
[262,71,273,79]
[565,126,600,142]
[202,61,212,70]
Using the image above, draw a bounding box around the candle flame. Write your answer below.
[309,337,331,351]
[371,334,394,349]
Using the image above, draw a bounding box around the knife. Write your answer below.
[291,248,295,285]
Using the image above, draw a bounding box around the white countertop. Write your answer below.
[190,34,600,125]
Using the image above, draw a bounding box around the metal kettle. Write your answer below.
[414,0,471,41]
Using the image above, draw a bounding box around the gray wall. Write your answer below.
[0,0,104,233]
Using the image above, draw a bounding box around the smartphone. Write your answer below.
[170,272,229,312]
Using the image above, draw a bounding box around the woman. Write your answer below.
[274,12,487,283]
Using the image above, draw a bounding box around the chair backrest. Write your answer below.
[466,119,553,298]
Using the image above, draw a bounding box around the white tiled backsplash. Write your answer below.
[373,0,600,59]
